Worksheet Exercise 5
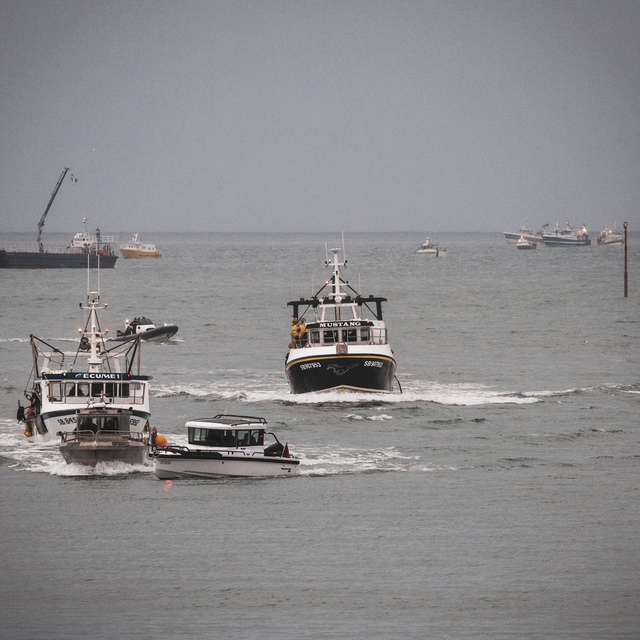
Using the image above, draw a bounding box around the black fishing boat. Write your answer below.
[285,237,398,394]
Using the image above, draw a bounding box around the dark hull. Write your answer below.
[109,325,178,343]
[542,236,591,247]
[286,353,397,394]
[0,250,117,269]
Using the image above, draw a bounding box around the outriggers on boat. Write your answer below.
[151,414,299,479]
[285,238,398,394]
[18,266,152,440]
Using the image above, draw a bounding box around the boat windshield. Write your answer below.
[188,427,264,447]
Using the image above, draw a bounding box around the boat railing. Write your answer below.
[58,430,147,444]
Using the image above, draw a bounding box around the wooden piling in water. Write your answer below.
[624,222,628,298]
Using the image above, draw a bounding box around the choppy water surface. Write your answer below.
[1,232,639,639]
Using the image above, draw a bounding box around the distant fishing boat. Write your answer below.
[597,225,624,246]
[119,234,162,259]
[503,220,546,244]
[543,222,591,246]
[417,237,446,256]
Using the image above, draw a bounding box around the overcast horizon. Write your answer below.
[2,1,639,234]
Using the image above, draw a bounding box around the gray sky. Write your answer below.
[1,0,639,233]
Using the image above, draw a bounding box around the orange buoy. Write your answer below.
[155,434,167,447]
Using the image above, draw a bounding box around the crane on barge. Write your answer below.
[37,167,70,252]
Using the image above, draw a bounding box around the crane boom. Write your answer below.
[37,167,70,252]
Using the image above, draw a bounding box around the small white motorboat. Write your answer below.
[516,235,536,250]
[151,414,300,479]
[417,237,446,256]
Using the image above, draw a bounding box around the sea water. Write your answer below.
[1,232,638,639]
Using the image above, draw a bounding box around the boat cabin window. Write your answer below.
[343,328,358,343]
[188,427,264,447]
[104,383,118,397]
[297,325,375,347]
[48,381,62,402]
[53,381,143,404]
[65,382,87,397]
[323,330,338,344]
[129,382,144,404]
[78,414,129,432]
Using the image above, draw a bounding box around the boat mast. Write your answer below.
[37,167,70,252]
[81,257,105,372]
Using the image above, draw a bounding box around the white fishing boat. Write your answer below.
[108,317,178,343]
[151,414,299,479]
[18,265,152,439]
[543,222,591,246]
[597,225,624,246]
[417,237,446,256]
[58,407,149,466]
[119,234,162,259]
[516,235,536,250]
[503,221,547,244]
[285,235,398,394]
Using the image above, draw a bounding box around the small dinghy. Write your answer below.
[108,317,178,343]
[151,414,299,479]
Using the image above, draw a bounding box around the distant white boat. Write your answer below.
[516,235,536,250]
[417,237,446,256]
[504,221,546,244]
[597,225,624,246]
